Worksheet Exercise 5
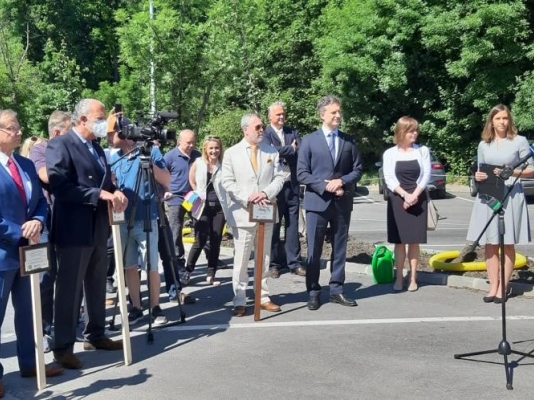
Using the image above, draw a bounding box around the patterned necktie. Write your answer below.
[7,156,27,204]
[328,133,336,161]
[278,129,285,146]
[250,145,258,172]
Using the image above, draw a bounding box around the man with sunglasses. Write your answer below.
[297,95,363,311]
[221,113,286,317]
[263,101,305,279]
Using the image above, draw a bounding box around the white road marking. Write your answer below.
[161,315,534,332]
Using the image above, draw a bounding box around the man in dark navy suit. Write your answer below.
[0,109,63,397]
[262,102,305,278]
[46,99,128,370]
[297,95,362,310]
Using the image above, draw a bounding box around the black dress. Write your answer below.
[387,159,427,244]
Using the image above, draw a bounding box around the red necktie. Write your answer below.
[7,156,27,204]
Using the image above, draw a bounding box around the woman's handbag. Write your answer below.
[426,192,439,231]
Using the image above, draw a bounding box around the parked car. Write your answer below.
[376,150,447,200]
[468,156,534,197]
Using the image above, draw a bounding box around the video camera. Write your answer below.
[118,111,178,143]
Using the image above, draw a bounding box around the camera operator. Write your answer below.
[108,117,170,326]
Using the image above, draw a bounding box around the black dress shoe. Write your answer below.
[483,296,495,303]
[307,296,320,311]
[329,294,358,307]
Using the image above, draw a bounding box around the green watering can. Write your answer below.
[371,245,395,284]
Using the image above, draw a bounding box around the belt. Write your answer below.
[207,201,219,207]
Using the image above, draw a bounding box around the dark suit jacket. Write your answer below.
[297,129,362,213]
[0,154,47,270]
[263,125,301,194]
[46,130,115,247]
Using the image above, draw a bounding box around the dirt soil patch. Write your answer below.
[219,233,534,285]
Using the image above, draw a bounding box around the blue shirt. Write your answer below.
[111,146,166,221]
[164,147,201,206]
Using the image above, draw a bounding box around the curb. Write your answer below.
[218,243,534,298]
[347,261,534,298]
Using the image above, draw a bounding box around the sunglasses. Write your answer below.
[204,135,220,141]
[254,124,265,132]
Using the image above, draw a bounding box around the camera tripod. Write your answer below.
[454,163,534,390]
[108,141,186,343]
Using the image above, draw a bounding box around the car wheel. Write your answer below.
[435,188,446,199]
[469,177,478,197]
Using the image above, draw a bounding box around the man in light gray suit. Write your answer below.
[222,113,286,317]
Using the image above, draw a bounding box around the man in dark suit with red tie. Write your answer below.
[297,95,362,311]
[262,101,305,278]
[0,109,63,397]
[46,99,128,370]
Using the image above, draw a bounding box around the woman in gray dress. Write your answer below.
[467,104,533,303]
[383,117,431,292]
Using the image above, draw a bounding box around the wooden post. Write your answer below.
[111,224,132,365]
[253,222,266,322]
[30,273,46,390]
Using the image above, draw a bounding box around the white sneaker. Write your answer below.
[42,334,52,353]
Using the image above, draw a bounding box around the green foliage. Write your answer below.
[0,0,533,176]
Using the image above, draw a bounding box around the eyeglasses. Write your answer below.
[254,124,264,132]
[0,126,23,135]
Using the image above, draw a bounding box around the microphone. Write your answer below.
[158,111,179,119]
[499,145,534,180]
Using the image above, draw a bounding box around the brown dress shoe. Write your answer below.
[291,266,306,276]
[0,379,4,398]
[233,306,246,317]
[53,352,82,369]
[21,364,65,378]
[260,301,281,312]
[83,337,123,351]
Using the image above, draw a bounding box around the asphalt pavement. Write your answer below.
[2,186,534,399]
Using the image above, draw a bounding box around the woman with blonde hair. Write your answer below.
[182,136,227,286]
[382,117,431,292]
[20,136,45,157]
[467,104,533,303]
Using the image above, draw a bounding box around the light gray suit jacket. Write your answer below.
[222,139,286,228]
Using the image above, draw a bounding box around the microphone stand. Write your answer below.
[454,161,534,390]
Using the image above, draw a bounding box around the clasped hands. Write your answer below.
[325,178,344,197]
[248,191,270,206]
[402,192,419,210]
[101,190,128,213]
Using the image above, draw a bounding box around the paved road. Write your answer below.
[351,186,534,259]
[2,187,534,399]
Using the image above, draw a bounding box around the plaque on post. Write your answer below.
[19,243,50,276]
[108,201,126,225]
[248,201,276,321]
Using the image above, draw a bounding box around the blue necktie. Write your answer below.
[328,133,335,161]
[86,142,103,170]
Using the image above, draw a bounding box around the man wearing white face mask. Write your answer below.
[46,99,128,370]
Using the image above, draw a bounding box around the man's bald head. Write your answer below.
[178,129,196,156]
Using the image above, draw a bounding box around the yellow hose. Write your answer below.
[429,250,527,272]
[182,224,228,244]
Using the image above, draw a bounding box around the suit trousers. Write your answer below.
[231,224,273,307]
[0,269,35,378]
[305,200,351,297]
[271,182,301,270]
[54,242,108,354]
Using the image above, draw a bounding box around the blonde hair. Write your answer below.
[201,136,224,163]
[481,104,517,143]
[393,116,419,145]
[20,136,45,157]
